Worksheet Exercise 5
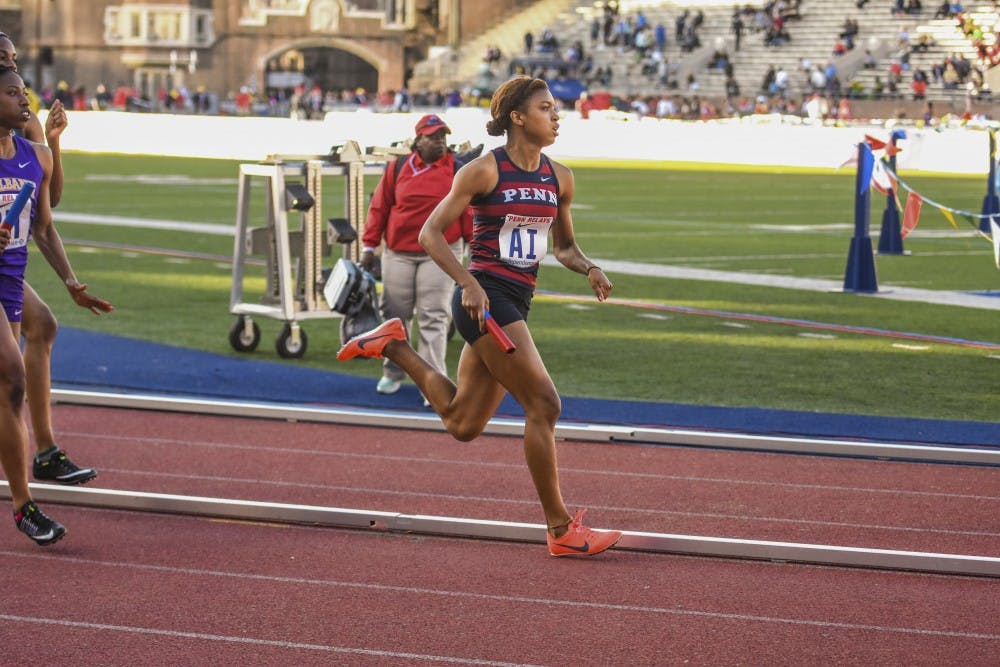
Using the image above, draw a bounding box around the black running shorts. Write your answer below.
[451,271,532,345]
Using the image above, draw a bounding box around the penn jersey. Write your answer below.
[468,147,559,289]
[0,135,43,281]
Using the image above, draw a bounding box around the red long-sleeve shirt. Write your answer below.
[362,151,472,253]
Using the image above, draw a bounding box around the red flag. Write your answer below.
[864,134,886,150]
[885,142,903,157]
[901,192,923,238]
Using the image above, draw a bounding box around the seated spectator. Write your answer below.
[833,39,848,56]
[872,75,885,98]
[840,17,859,40]
[863,50,877,69]
[913,33,934,52]
[836,96,852,121]
[933,0,951,17]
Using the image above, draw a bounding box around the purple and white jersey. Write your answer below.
[0,135,41,276]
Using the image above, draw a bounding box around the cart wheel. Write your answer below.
[229,316,260,353]
[276,323,307,359]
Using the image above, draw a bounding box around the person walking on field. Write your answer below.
[0,31,107,487]
[338,75,622,557]
[360,113,472,399]
[0,65,112,545]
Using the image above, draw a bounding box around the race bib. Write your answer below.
[497,214,552,268]
[0,194,30,250]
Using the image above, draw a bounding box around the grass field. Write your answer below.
[26,152,1000,424]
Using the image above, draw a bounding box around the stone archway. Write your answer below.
[264,41,383,96]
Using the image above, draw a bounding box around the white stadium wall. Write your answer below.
[46,109,991,175]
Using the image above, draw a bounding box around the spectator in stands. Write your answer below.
[922,101,935,125]
[803,92,829,122]
[686,73,699,93]
[933,1,951,17]
[731,12,744,51]
[675,9,688,42]
[761,64,776,93]
[912,68,929,99]
[575,91,596,118]
[655,94,675,118]
[655,21,667,52]
[539,28,558,54]
[906,0,923,13]
[836,96,852,120]
[863,50,877,68]
[774,65,789,95]
[809,65,827,92]
[897,25,910,50]
[524,30,533,54]
[872,75,885,98]
[725,74,741,100]
[634,27,651,57]
[942,61,962,88]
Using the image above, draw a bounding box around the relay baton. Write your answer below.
[483,308,516,354]
[0,182,35,232]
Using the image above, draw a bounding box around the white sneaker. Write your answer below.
[376,376,402,395]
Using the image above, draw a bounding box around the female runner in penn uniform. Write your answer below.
[338,75,621,557]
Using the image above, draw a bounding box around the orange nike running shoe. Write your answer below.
[546,509,622,557]
[336,318,407,361]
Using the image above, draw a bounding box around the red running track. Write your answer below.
[2,404,999,665]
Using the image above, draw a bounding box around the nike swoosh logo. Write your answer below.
[13,309,22,317]
[357,333,392,350]
[33,529,55,541]
[540,177,551,182]
[562,541,590,553]
[18,161,30,168]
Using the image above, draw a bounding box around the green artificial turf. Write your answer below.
[26,152,999,423]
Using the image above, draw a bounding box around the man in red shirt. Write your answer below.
[360,114,472,398]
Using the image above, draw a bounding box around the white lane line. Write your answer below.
[55,212,233,236]
[0,614,535,666]
[3,555,998,640]
[53,431,1000,502]
[56,430,1000,501]
[99,467,1000,538]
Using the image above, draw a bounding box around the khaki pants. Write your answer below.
[379,242,462,381]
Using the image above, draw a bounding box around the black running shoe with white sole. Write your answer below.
[14,501,66,546]
[33,447,98,485]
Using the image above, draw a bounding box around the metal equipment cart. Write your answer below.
[227,141,392,358]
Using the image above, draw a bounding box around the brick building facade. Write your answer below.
[0,0,529,103]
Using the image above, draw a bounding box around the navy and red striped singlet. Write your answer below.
[467,147,559,289]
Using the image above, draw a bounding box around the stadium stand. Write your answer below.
[411,0,1000,118]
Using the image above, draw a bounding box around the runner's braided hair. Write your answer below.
[486,75,549,137]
